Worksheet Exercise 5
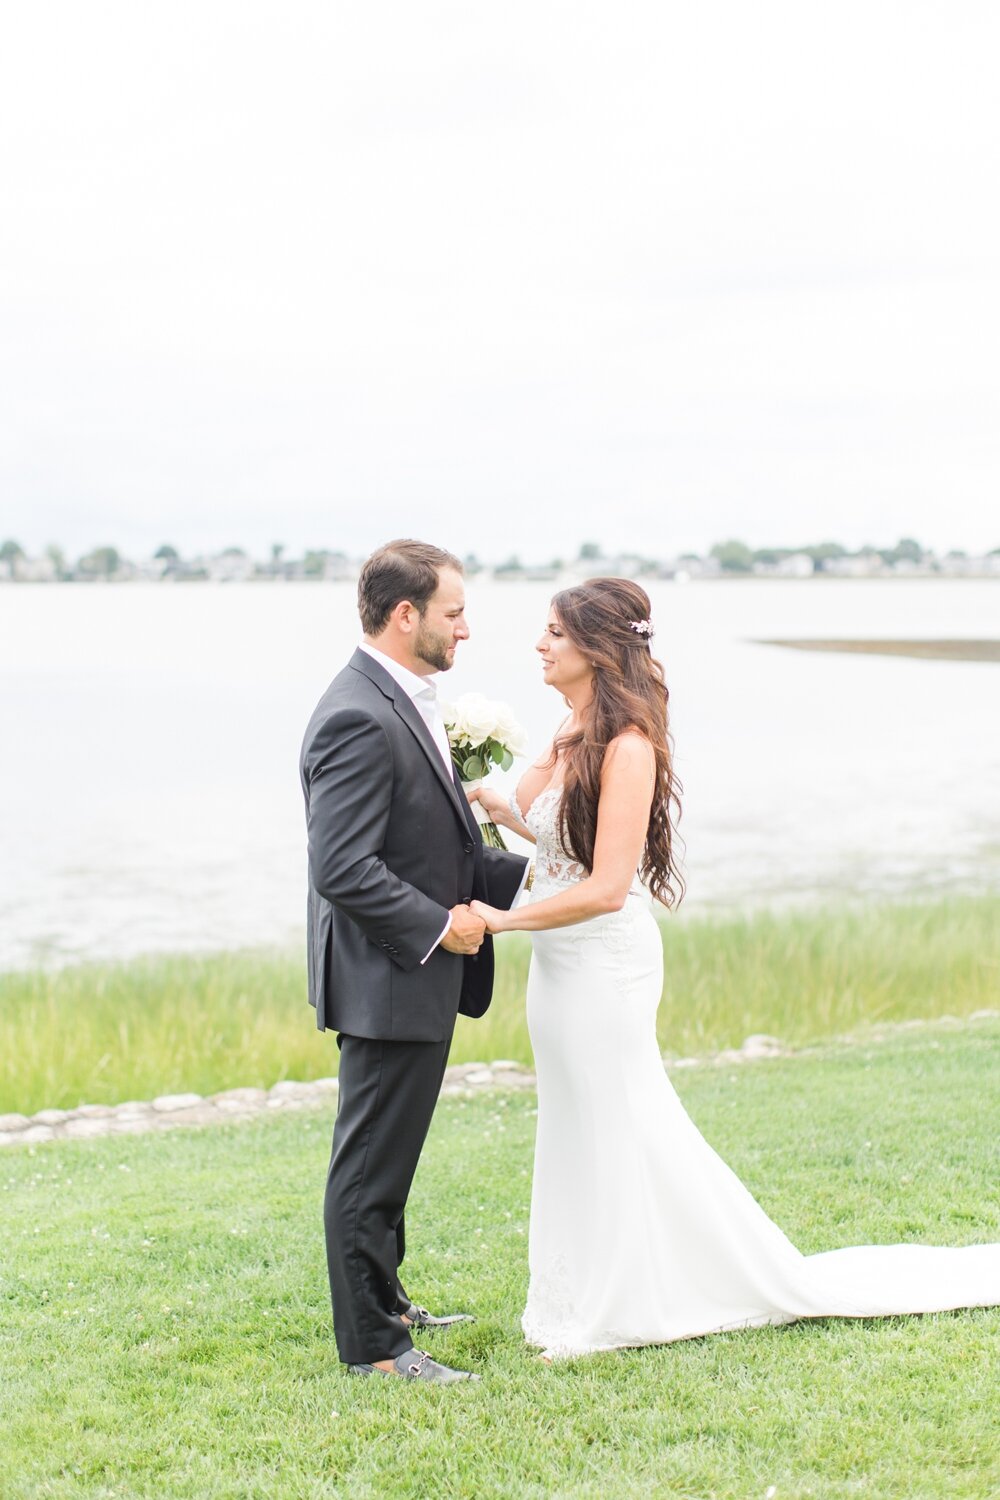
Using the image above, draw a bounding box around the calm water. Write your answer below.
[1,579,997,969]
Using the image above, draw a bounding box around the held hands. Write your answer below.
[469,899,507,935]
[442,903,487,955]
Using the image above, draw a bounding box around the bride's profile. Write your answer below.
[470,577,1000,1361]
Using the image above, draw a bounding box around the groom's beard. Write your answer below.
[414,618,455,673]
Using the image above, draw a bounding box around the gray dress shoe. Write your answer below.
[348,1349,480,1383]
[402,1301,475,1329]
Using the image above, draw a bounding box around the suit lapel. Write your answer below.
[349,649,471,830]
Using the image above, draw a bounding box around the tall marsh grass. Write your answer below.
[2,894,997,1115]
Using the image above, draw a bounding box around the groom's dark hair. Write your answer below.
[358,539,464,635]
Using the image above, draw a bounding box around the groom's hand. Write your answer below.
[469,900,507,934]
[442,904,487,955]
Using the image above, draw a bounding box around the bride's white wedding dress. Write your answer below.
[515,783,1000,1359]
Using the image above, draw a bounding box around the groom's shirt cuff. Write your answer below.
[420,913,452,965]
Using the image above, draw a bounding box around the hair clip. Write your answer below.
[628,619,654,637]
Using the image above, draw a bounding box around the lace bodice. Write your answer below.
[510,783,645,898]
[511,784,586,888]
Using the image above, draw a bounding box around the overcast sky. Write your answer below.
[2,1,998,563]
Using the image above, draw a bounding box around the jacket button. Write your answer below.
[463,842,474,854]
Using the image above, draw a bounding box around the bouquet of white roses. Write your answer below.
[440,693,528,850]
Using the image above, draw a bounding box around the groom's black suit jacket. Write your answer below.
[300,648,528,1042]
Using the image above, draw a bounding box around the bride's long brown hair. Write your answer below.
[545,577,684,908]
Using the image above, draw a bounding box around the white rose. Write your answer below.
[441,701,473,748]
[453,692,498,746]
[491,702,528,755]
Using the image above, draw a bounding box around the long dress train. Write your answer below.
[516,785,1000,1359]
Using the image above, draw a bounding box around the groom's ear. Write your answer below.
[392,599,420,634]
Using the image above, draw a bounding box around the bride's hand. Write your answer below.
[466,784,509,825]
[469,899,508,934]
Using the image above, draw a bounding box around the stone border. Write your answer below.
[2,1011,996,1150]
[0,1061,536,1149]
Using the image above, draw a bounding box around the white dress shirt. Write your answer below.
[358,641,455,961]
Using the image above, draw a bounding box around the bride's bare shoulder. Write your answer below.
[604,728,655,766]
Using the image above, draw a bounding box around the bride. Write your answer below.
[470,577,1000,1360]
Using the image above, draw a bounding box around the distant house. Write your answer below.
[938,551,998,577]
[207,549,256,583]
[820,553,887,578]
[493,563,561,582]
[11,554,59,582]
[753,552,815,579]
[665,555,722,582]
[560,554,653,582]
[323,555,354,581]
[134,555,177,581]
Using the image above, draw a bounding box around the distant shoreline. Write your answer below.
[754,638,1000,662]
[4,571,1000,587]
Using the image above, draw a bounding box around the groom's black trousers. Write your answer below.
[325,1032,452,1365]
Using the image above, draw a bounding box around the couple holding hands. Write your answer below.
[300,539,999,1384]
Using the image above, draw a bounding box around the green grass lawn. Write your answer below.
[3,894,999,1115]
[1,1022,998,1498]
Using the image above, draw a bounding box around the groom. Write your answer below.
[300,539,529,1383]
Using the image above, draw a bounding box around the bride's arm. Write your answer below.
[467,784,536,844]
[472,733,655,931]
